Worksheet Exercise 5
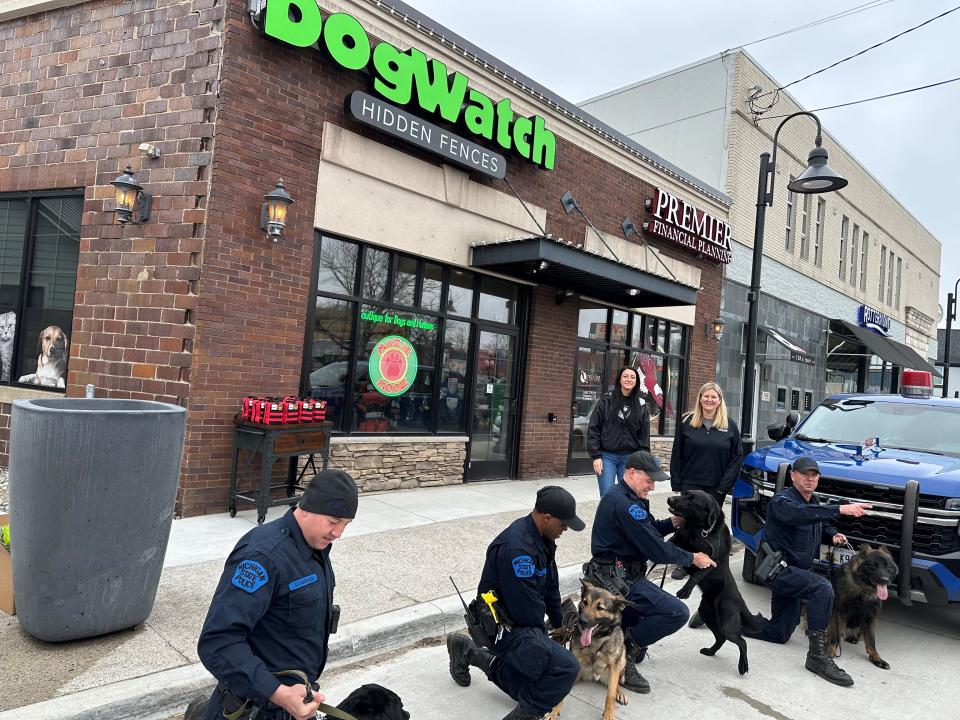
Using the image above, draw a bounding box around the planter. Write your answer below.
[9,398,186,642]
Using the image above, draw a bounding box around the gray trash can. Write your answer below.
[8,398,186,642]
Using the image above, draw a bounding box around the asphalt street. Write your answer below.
[291,568,959,720]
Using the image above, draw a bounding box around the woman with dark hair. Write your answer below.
[587,366,651,496]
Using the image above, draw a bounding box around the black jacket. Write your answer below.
[766,486,840,569]
[586,390,651,459]
[669,417,743,494]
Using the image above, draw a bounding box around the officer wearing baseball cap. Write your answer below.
[587,450,716,693]
[447,485,583,720]
[744,456,871,686]
[197,469,359,720]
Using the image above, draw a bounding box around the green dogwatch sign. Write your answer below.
[259,3,556,171]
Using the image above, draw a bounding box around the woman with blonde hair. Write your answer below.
[669,382,743,586]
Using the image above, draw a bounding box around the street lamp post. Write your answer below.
[741,111,848,453]
[942,277,960,398]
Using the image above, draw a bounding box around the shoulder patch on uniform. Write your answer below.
[628,503,647,521]
[288,573,318,591]
[231,559,269,593]
[512,555,535,578]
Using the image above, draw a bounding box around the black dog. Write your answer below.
[334,683,409,720]
[667,489,761,675]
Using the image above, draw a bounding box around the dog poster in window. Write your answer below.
[18,325,69,389]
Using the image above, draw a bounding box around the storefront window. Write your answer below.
[317,236,358,295]
[578,301,607,340]
[478,275,517,325]
[611,310,628,346]
[308,234,524,436]
[353,305,438,432]
[308,297,355,427]
[421,263,442,311]
[669,323,684,356]
[630,313,645,348]
[447,269,474,317]
[645,317,657,350]
[438,319,469,432]
[0,193,81,390]
[361,247,390,300]
[664,357,682,435]
[394,255,417,306]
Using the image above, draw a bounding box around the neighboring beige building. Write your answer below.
[581,49,941,437]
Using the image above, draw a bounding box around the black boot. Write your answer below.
[500,706,542,720]
[621,641,651,694]
[805,629,853,687]
[446,633,493,687]
[688,611,705,629]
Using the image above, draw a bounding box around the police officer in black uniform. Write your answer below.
[743,457,871,686]
[587,450,715,693]
[446,486,584,720]
[197,469,359,720]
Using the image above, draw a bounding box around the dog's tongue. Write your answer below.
[580,625,596,647]
[877,584,888,601]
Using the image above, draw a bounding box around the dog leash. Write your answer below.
[269,670,360,720]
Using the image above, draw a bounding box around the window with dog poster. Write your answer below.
[0,193,80,391]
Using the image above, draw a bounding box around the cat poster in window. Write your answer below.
[18,325,69,389]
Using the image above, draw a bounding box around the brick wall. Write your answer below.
[3,0,724,513]
[0,0,223,472]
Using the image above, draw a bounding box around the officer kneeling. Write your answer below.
[743,457,871,686]
[197,470,358,720]
[447,486,583,720]
[586,450,715,693]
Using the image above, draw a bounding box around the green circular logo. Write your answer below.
[369,335,418,397]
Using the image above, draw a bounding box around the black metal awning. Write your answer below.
[761,325,814,365]
[831,320,936,374]
[470,236,697,307]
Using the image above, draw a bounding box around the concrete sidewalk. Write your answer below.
[1,473,661,720]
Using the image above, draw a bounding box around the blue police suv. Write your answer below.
[732,370,960,606]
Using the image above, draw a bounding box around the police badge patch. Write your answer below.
[232,559,269,593]
[628,503,647,521]
[512,555,536,578]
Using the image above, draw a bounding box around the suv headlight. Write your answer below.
[944,498,960,511]
[742,466,765,485]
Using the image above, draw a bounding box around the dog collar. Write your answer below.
[700,516,718,538]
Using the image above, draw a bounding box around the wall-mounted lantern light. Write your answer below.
[707,314,726,342]
[110,166,151,224]
[261,179,294,240]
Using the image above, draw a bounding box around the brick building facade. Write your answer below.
[1,0,728,516]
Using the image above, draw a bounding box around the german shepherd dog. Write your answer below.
[667,489,761,675]
[828,544,898,669]
[548,580,629,720]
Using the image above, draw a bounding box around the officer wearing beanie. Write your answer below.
[447,486,583,720]
[197,469,358,720]
[588,450,715,694]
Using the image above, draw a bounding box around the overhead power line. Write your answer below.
[738,0,896,48]
[759,74,960,119]
[759,4,960,97]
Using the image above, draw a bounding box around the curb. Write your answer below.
[1,564,587,720]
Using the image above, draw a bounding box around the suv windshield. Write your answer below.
[798,399,960,455]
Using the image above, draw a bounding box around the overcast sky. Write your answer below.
[404,0,959,327]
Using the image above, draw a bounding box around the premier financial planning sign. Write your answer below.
[348,92,506,178]
[643,187,732,264]
[259,4,556,172]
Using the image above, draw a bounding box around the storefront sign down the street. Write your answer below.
[643,187,732,264]
[258,4,556,171]
[369,336,418,397]
[858,304,891,335]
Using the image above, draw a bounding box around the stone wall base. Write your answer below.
[326,437,468,492]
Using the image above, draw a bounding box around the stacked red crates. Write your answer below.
[240,396,327,425]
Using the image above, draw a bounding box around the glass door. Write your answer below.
[466,329,518,480]
[567,346,607,475]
